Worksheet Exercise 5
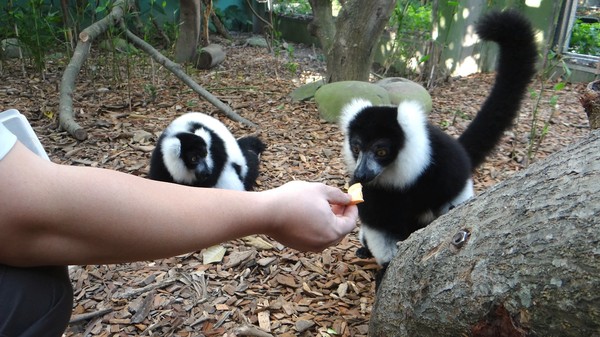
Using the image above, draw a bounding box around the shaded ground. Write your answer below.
[0,36,591,336]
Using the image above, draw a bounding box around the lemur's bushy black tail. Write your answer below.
[238,135,266,190]
[237,136,266,155]
[458,9,538,169]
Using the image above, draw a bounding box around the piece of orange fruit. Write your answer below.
[348,183,364,205]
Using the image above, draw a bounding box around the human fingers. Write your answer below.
[320,184,353,206]
[332,203,358,235]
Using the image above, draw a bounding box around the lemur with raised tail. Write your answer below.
[339,10,538,282]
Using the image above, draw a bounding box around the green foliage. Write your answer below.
[94,0,112,14]
[217,5,252,32]
[392,2,432,36]
[272,0,343,17]
[2,0,64,72]
[284,45,299,74]
[383,1,432,77]
[132,0,180,50]
[569,19,600,56]
[272,0,313,17]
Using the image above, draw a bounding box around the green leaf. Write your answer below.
[529,89,539,99]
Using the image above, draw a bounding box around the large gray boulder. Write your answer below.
[376,77,432,113]
[314,81,391,122]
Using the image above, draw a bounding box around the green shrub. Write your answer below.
[2,0,63,71]
[569,19,600,56]
[383,1,432,77]
[272,0,312,17]
[392,1,432,36]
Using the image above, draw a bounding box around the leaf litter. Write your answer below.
[0,33,591,336]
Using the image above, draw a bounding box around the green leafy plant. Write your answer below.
[3,0,64,74]
[284,44,299,73]
[272,0,312,17]
[383,1,433,77]
[569,19,600,56]
[451,109,469,125]
[218,5,252,32]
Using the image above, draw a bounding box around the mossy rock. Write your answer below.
[314,81,391,123]
[376,77,432,113]
[289,79,325,101]
[245,36,269,48]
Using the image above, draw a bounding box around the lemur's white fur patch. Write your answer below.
[162,137,195,184]
[359,226,398,266]
[194,127,214,170]
[375,101,431,189]
[339,99,373,131]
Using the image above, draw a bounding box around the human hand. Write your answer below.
[262,181,359,252]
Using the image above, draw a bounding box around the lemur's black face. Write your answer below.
[175,133,211,181]
[347,107,405,184]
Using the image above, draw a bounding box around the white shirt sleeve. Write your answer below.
[0,122,17,161]
[0,109,49,161]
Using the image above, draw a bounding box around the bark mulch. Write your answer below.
[0,36,591,336]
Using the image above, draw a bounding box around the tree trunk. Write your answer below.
[308,0,335,53]
[309,0,395,83]
[210,10,232,40]
[580,79,600,130]
[174,0,201,63]
[369,130,600,337]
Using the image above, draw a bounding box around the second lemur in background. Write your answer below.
[149,112,265,191]
[339,10,538,276]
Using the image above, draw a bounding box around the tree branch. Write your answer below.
[119,21,257,128]
[58,0,256,140]
[58,0,129,140]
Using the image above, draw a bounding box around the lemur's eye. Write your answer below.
[190,155,199,163]
[351,145,360,155]
[376,148,388,157]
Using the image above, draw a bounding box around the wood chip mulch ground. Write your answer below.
[0,35,592,337]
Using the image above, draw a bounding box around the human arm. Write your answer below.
[0,141,358,267]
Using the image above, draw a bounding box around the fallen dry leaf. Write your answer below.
[202,245,227,264]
